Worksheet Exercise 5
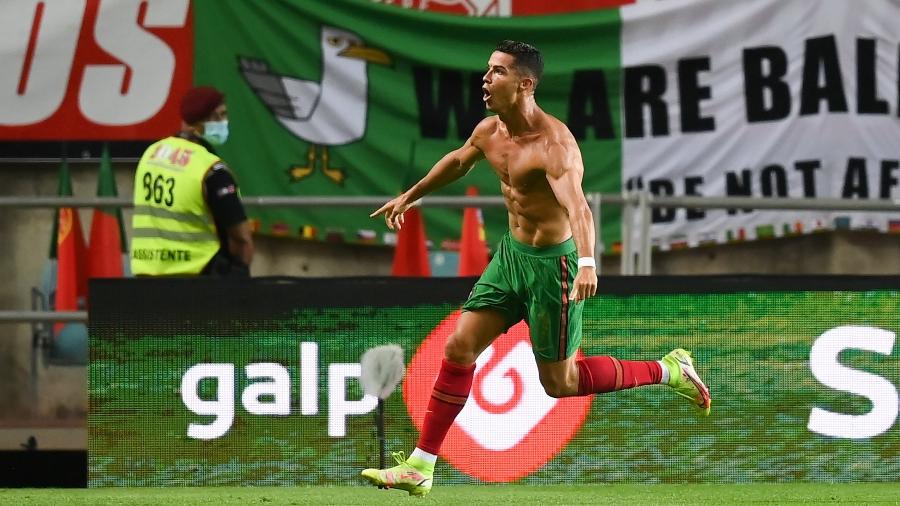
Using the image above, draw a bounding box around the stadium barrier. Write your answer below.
[3,191,900,293]
[89,275,899,486]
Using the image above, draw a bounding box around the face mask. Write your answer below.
[202,120,229,145]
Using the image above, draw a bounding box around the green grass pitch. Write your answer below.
[2,484,899,505]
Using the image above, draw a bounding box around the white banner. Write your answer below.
[621,0,900,248]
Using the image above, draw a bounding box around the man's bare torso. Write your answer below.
[473,112,575,248]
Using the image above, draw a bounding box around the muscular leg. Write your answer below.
[361,310,509,494]
[416,310,507,454]
[536,356,581,398]
[537,354,664,398]
[443,309,508,364]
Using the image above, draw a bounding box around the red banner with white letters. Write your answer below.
[0,0,192,140]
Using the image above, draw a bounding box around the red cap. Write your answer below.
[180,86,225,124]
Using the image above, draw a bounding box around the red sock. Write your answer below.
[416,359,476,455]
[576,356,662,395]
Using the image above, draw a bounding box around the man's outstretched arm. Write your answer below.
[371,119,490,230]
[545,137,597,301]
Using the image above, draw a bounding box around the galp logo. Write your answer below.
[404,311,592,482]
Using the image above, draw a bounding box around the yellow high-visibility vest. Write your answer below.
[130,137,221,275]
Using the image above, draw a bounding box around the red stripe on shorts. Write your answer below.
[559,256,569,361]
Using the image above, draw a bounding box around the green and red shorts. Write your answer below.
[461,232,581,362]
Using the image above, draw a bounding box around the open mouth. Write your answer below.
[482,86,491,102]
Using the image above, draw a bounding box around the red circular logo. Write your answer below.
[404,310,593,482]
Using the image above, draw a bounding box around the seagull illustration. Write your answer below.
[239,26,391,185]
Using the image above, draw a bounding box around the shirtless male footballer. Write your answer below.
[363,40,711,497]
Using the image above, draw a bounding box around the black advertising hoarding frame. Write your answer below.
[89,275,900,321]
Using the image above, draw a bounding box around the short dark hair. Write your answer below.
[495,40,543,87]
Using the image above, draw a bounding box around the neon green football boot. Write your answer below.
[661,348,711,416]
[361,451,434,497]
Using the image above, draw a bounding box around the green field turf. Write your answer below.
[2,484,899,505]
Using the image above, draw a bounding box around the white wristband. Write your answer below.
[577,257,596,269]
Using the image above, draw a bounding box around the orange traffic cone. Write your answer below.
[392,207,431,277]
[458,186,489,276]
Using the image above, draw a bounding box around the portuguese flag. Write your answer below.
[87,143,126,280]
[195,0,622,249]
[53,158,88,332]
[197,0,900,251]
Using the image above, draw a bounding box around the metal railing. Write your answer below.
[618,192,900,275]
[3,191,900,323]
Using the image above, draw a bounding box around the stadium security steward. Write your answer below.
[130,86,254,277]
